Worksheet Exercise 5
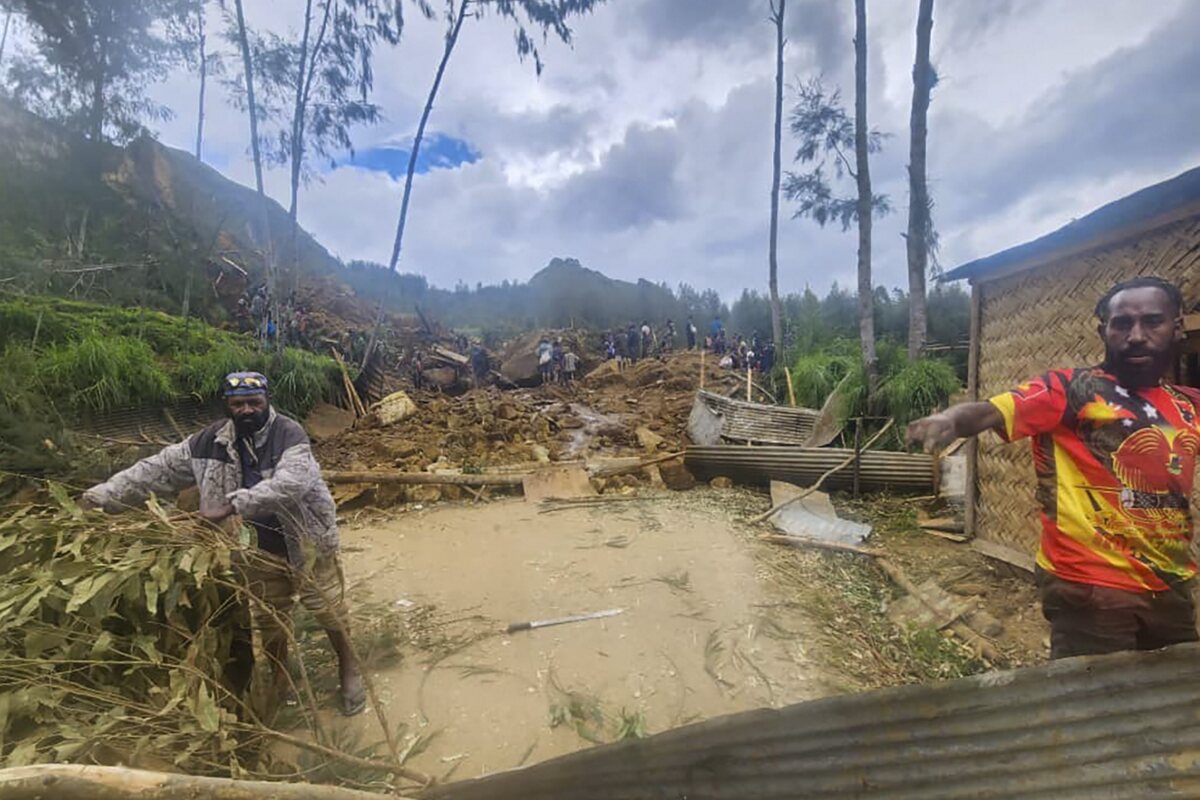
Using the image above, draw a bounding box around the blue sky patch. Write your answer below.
[346,133,480,178]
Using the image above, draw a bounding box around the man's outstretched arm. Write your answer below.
[79,439,196,512]
[906,402,1005,454]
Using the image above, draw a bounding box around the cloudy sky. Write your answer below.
[144,0,1200,299]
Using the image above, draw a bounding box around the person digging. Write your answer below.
[907,277,1200,659]
[80,371,367,715]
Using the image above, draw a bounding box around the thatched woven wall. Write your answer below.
[975,216,1200,556]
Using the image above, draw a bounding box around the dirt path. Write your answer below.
[335,492,834,782]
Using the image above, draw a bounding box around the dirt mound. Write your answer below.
[315,388,587,474]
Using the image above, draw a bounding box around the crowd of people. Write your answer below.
[537,338,580,385]
[235,285,313,351]
[600,314,776,375]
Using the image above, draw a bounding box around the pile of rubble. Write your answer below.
[313,348,751,506]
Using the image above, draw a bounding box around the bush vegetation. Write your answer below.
[0,296,339,473]
[787,338,962,436]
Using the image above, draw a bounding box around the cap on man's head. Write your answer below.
[223,371,269,397]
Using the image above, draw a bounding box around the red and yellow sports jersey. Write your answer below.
[989,368,1200,592]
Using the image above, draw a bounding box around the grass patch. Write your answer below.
[0,296,340,473]
[786,339,962,446]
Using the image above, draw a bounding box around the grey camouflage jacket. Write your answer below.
[84,408,338,567]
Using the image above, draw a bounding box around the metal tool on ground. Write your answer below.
[505,608,624,634]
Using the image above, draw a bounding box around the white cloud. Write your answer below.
[142,0,1200,301]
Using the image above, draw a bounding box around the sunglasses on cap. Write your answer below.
[225,375,266,389]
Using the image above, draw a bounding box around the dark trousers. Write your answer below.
[1036,567,1198,659]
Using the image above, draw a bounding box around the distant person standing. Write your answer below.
[562,349,579,384]
[640,320,652,359]
[686,316,697,351]
[627,324,640,366]
[709,315,723,344]
[664,319,676,353]
[537,338,553,384]
[551,339,564,383]
[470,344,489,389]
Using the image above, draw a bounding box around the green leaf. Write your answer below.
[90,631,115,657]
[133,634,161,666]
[23,629,65,658]
[47,482,83,520]
[144,578,159,616]
[193,683,219,733]
[6,739,41,767]
[66,573,114,614]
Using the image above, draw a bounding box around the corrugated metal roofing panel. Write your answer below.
[429,644,1200,799]
[694,390,819,445]
[685,445,935,492]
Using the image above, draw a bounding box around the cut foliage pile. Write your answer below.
[0,490,251,773]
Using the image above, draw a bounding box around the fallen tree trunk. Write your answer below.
[0,764,406,800]
[325,452,687,489]
[324,471,524,487]
[590,450,685,478]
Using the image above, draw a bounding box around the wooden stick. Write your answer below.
[325,470,524,487]
[784,365,796,407]
[746,366,752,402]
[257,727,431,787]
[591,450,685,477]
[747,419,895,524]
[699,348,705,389]
[875,558,1003,663]
[0,764,411,800]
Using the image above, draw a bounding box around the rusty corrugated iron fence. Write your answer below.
[685,445,935,493]
[428,644,1200,799]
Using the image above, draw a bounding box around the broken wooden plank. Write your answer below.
[971,537,1036,576]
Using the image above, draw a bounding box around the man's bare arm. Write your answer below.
[906,402,1004,454]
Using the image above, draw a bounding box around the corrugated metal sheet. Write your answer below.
[428,644,1200,799]
[685,445,934,493]
[74,398,221,443]
[692,391,818,445]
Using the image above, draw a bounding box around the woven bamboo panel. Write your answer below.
[975,217,1200,556]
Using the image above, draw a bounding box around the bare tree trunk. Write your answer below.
[287,0,324,297]
[0,9,13,67]
[234,0,275,323]
[387,0,469,275]
[365,0,470,367]
[90,17,109,145]
[905,0,934,360]
[194,0,206,160]
[234,0,264,196]
[767,0,786,353]
[853,0,878,395]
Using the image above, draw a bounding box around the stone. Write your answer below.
[408,485,442,504]
[530,444,551,463]
[635,426,666,452]
[659,461,696,491]
[643,465,666,489]
[709,476,733,489]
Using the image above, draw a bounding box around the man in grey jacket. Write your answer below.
[80,371,366,715]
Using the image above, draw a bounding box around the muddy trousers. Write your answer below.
[1036,568,1199,659]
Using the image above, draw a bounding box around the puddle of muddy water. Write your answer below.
[331,493,833,783]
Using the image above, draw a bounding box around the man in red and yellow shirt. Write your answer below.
[908,277,1199,658]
